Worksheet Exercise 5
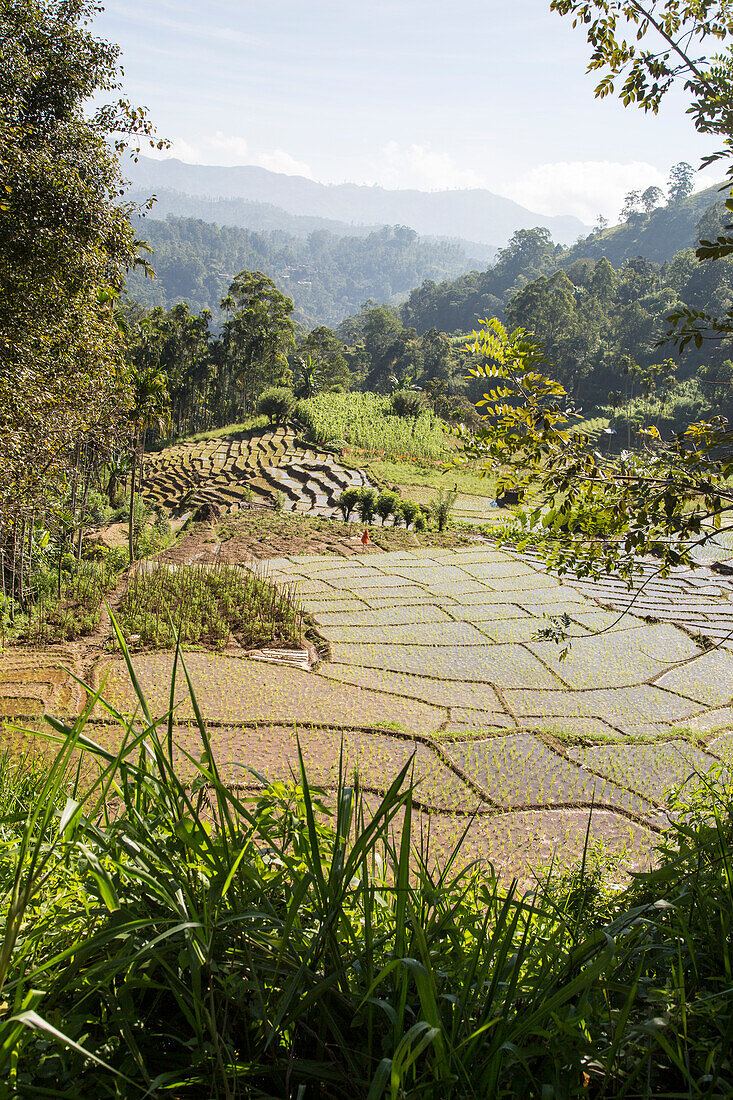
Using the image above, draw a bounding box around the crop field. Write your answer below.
[0,649,80,718]
[4,529,733,878]
[118,562,303,649]
[0,541,714,879]
[296,391,451,461]
[141,424,372,516]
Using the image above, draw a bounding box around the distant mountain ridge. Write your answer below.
[131,187,497,266]
[124,156,590,247]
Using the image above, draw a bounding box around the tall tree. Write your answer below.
[0,0,161,591]
[465,1,733,587]
[667,161,695,204]
[296,326,350,393]
[127,366,169,561]
[620,190,642,220]
[221,272,295,416]
[642,185,665,213]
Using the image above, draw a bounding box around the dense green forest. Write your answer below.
[126,216,485,326]
[121,238,733,452]
[400,186,730,335]
[124,175,728,334]
[121,177,733,447]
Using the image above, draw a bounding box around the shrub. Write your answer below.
[432,487,458,532]
[337,486,361,521]
[17,559,119,643]
[154,506,171,535]
[356,486,378,524]
[132,498,151,542]
[413,509,427,532]
[399,498,421,529]
[391,389,426,419]
[84,489,113,527]
[376,489,401,525]
[257,386,296,425]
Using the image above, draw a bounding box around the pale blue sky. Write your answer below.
[94,0,722,221]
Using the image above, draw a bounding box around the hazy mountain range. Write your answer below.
[123,158,725,331]
[125,157,590,249]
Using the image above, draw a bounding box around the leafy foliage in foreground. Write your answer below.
[0,0,164,605]
[461,317,733,581]
[0,632,732,1096]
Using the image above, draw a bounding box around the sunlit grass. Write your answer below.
[368,458,499,498]
[297,392,451,461]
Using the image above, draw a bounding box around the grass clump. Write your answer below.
[432,487,458,532]
[117,562,302,649]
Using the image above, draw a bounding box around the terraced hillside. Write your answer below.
[142,426,372,516]
[0,647,82,719]
[5,540,733,881]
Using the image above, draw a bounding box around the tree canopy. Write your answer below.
[0,0,162,597]
[464,0,733,590]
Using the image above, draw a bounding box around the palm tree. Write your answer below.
[297,354,324,399]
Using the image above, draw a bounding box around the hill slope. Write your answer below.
[125,217,487,327]
[397,187,728,335]
[562,184,726,267]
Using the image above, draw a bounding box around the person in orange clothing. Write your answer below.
[361,529,369,545]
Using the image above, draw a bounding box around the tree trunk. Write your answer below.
[18,514,25,610]
[77,465,92,561]
[10,518,17,621]
[107,469,118,508]
[27,510,34,588]
[68,440,81,555]
[129,436,137,563]
[1,549,5,644]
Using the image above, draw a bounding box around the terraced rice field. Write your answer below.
[142,426,372,516]
[4,543,733,880]
[0,648,82,717]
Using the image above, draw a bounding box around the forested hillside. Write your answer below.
[126,217,485,326]
[130,187,497,264]
[400,185,729,334]
[561,183,727,266]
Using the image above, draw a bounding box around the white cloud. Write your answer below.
[254,149,314,178]
[351,141,486,192]
[145,137,201,162]
[143,131,314,178]
[209,131,250,163]
[508,160,669,223]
